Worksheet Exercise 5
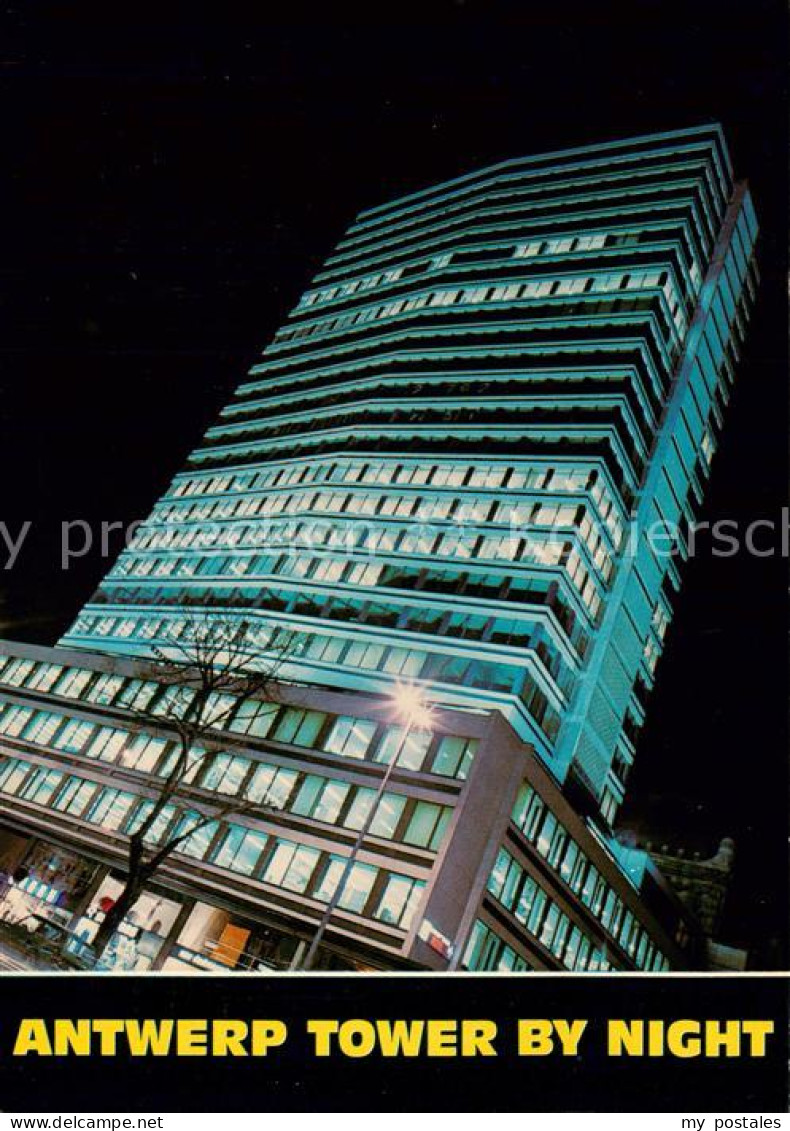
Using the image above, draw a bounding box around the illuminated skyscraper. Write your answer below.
[0,126,758,972]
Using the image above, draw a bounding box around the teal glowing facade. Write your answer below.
[0,126,759,972]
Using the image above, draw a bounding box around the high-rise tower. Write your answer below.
[0,126,758,972]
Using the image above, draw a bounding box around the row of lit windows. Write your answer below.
[0,665,480,782]
[130,509,605,576]
[160,475,626,553]
[273,553,588,650]
[63,612,564,743]
[298,231,647,310]
[511,783,669,970]
[172,459,515,497]
[0,712,453,852]
[461,919,531,971]
[142,486,620,566]
[168,458,624,544]
[103,569,577,690]
[169,460,566,501]
[105,554,591,660]
[115,546,604,629]
[277,270,681,350]
[121,570,572,683]
[153,485,623,555]
[186,421,641,502]
[318,191,709,292]
[461,914,613,974]
[192,398,652,482]
[120,517,606,618]
[0,755,425,931]
[484,852,617,972]
[118,539,610,602]
[329,227,615,283]
[642,600,672,679]
[208,754,453,851]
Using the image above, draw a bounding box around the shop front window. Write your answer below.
[163,901,301,972]
[0,837,99,942]
[70,876,181,971]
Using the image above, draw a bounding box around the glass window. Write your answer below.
[0,757,29,794]
[86,788,136,831]
[369,792,406,838]
[213,826,269,875]
[311,780,350,824]
[512,783,545,840]
[488,847,511,901]
[431,735,477,779]
[126,735,169,773]
[157,742,200,782]
[291,774,324,817]
[262,840,320,893]
[17,766,62,803]
[536,812,558,858]
[3,659,34,686]
[462,919,489,969]
[115,678,159,710]
[375,726,431,771]
[343,788,406,838]
[342,788,376,831]
[126,800,177,844]
[200,752,250,795]
[540,903,560,948]
[313,858,377,914]
[281,845,320,893]
[86,673,125,705]
[88,727,130,764]
[261,840,297,886]
[55,720,96,754]
[21,711,63,746]
[245,763,298,808]
[174,813,219,860]
[374,875,425,930]
[292,776,350,825]
[229,700,277,738]
[52,777,96,816]
[324,716,377,760]
[273,708,327,747]
[0,705,33,736]
[564,926,583,970]
[497,945,527,972]
[514,877,544,934]
[559,840,580,884]
[404,801,451,850]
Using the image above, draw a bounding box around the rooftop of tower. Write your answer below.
[351,123,734,226]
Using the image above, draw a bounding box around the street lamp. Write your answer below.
[298,684,432,971]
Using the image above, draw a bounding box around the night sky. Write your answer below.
[1,2,787,964]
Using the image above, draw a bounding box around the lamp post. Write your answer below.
[298,684,432,972]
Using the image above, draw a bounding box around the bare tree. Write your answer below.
[89,614,294,963]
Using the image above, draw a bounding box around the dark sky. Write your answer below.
[0,1,787,964]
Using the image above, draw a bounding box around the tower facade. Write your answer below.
[0,126,758,972]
